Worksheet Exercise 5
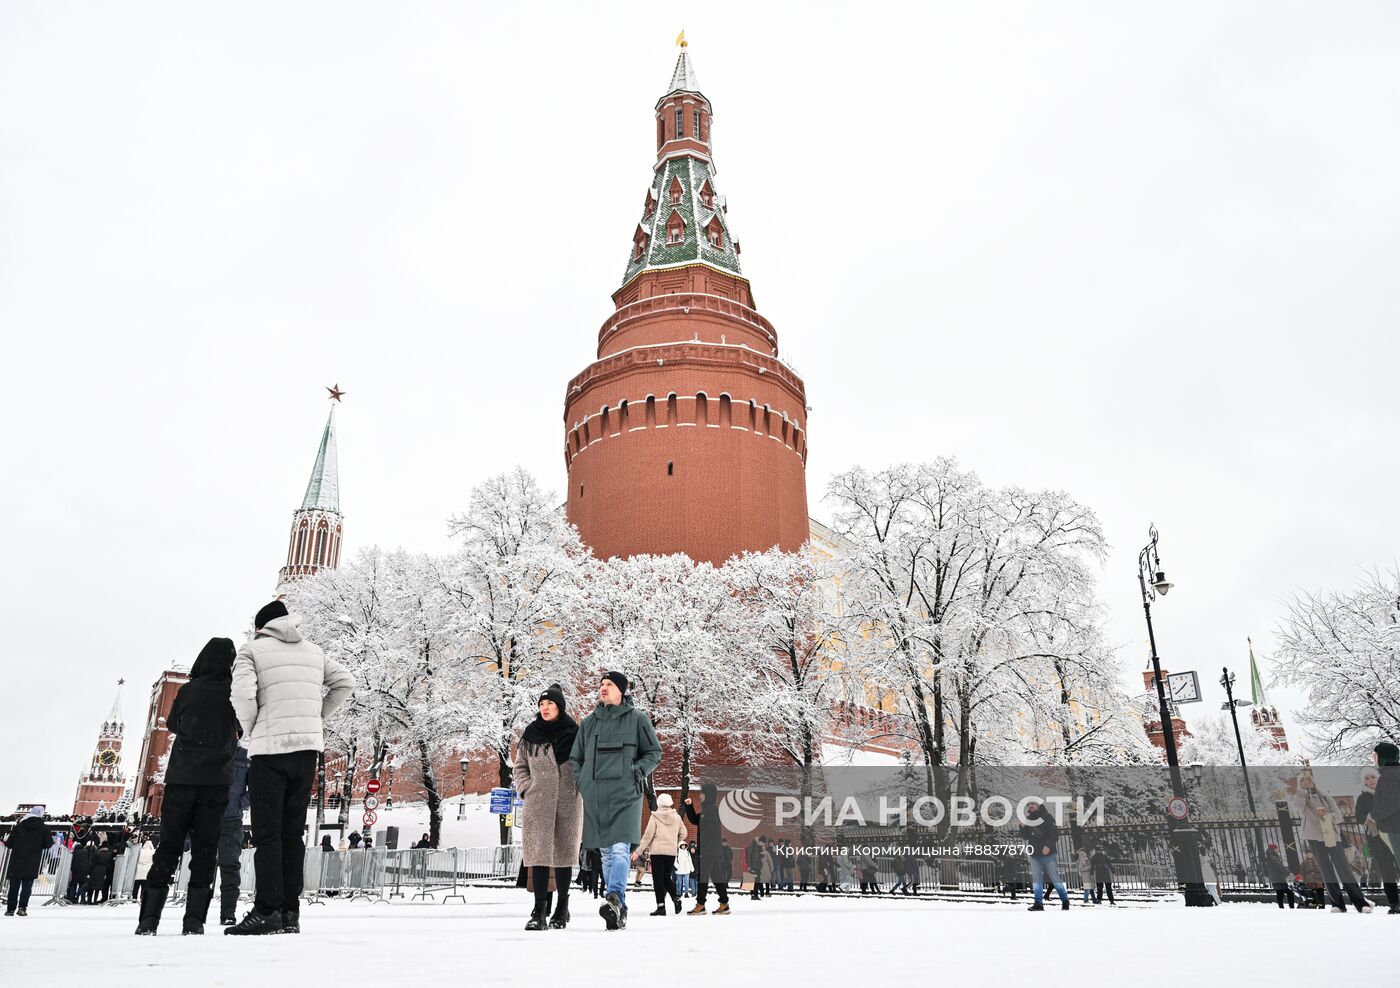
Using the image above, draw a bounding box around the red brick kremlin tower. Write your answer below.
[564,45,810,564]
[72,682,128,817]
[278,388,345,587]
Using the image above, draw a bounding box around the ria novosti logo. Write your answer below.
[717,789,764,834]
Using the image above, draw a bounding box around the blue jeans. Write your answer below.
[601,842,631,909]
[1029,853,1068,905]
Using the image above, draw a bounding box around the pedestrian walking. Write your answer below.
[88,840,113,904]
[568,671,662,931]
[683,783,732,915]
[68,840,95,903]
[1089,846,1115,905]
[217,741,251,925]
[136,637,241,935]
[636,793,687,915]
[131,835,156,904]
[1263,844,1295,909]
[513,683,583,931]
[226,600,354,936]
[4,806,53,916]
[1075,848,1094,904]
[1021,799,1069,911]
[1290,763,1371,913]
[1364,741,1400,914]
[676,840,695,898]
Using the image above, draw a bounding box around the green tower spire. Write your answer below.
[1248,637,1267,707]
[300,406,340,513]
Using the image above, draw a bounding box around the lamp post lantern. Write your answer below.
[1138,524,1214,907]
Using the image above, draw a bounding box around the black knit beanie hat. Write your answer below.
[602,670,629,696]
[254,599,289,630]
[1375,741,1399,766]
[538,683,567,714]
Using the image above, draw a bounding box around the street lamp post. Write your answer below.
[1219,667,1257,816]
[1138,525,1214,907]
[459,758,469,823]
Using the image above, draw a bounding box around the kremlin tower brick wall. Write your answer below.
[564,48,810,565]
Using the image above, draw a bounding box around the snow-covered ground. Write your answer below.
[4,889,1390,986]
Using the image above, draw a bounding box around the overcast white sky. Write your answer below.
[3,2,1397,807]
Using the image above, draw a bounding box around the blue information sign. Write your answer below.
[489,787,515,814]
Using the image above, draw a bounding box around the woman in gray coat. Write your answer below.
[513,684,583,930]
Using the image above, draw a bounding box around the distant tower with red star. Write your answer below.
[73,682,128,817]
[563,42,810,565]
[278,386,345,587]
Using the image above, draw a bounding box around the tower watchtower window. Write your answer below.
[693,110,701,138]
[667,460,674,476]
[675,108,683,137]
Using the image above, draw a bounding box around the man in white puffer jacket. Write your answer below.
[227,600,354,936]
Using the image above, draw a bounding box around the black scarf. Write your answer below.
[522,711,578,765]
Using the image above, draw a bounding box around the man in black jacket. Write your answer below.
[4,807,53,916]
[683,783,732,915]
[136,637,240,936]
[1020,799,1069,911]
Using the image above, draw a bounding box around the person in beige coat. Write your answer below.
[513,684,583,930]
[634,794,688,915]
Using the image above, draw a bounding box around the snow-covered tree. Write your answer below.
[287,547,486,846]
[1272,567,1400,760]
[1179,713,1300,768]
[578,553,753,799]
[827,460,1129,780]
[437,467,589,843]
[725,544,872,845]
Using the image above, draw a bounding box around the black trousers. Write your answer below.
[6,878,34,911]
[695,856,729,905]
[1094,881,1115,904]
[148,783,229,891]
[218,816,244,918]
[1272,882,1296,907]
[250,750,317,913]
[1306,840,1369,911]
[650,854,676,906]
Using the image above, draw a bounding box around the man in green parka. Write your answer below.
[569,670,662,931]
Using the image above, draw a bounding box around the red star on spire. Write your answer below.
[326,384,346,402]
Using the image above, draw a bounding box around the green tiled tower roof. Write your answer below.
[622,50,741,285]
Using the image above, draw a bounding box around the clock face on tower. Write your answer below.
[99,750,117,767]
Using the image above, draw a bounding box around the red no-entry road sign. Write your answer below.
[366,778,382,795]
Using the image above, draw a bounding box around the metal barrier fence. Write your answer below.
[1,843,523,908]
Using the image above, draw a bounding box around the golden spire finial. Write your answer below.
[675,29,687,48]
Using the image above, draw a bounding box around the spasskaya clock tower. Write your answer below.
[72,681,128,817]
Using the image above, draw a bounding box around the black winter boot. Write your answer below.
[549,881,571,929]
[600,892,623,930]
[281,904,300,934]
[183,887,214,935]
[134,883,169,935]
